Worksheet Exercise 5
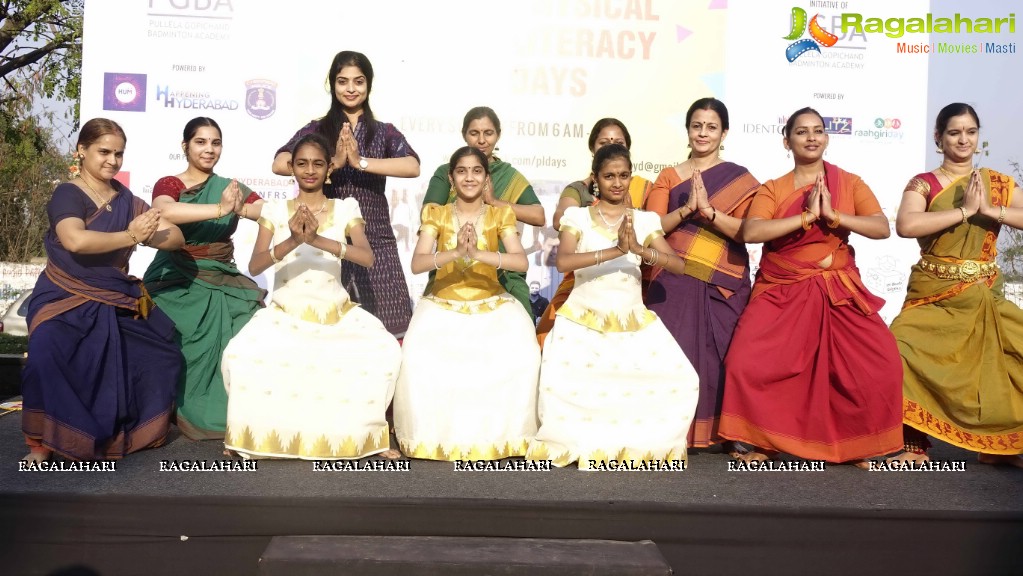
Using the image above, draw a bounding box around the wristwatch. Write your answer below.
[358,157,369,170]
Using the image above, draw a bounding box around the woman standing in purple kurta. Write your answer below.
[21,118,185,462]
[273,51,420,337]
[644,98,760,450]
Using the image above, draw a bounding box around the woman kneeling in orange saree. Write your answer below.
[719,107,903,466]
[888,103,1023,467]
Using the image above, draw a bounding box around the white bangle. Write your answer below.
[433,252,441,270]
[497,252,502,269]
[268,244,279,264]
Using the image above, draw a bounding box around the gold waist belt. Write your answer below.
[918,257,998,282]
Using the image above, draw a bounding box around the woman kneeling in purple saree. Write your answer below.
[21,118,185,463]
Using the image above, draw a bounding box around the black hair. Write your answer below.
[448,146,491,177]
[461,106,501,136]
[182,117,221,143]
[783,107,824,138]
[934,102,980,147]
[290,133,333,161]
[686,97,730,130]
[587,118,632,152]
[591,143,631,176]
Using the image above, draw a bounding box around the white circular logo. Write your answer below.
[115,82,137,104]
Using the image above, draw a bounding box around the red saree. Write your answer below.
[719,163,903,462]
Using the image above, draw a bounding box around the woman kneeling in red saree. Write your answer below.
[719,107,903,466]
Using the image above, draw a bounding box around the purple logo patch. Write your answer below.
[103,73,147,112]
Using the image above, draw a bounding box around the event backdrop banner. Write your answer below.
[80,0,1020,321]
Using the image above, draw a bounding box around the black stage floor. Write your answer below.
[1,409,1021,576]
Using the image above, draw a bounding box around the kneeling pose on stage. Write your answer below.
[144,117,267,441]
[222,134,401,460]
[394,146,540,461]
[22,118,185,462]
[536,117,651,349]
[889,103,1023,467]
[527,144,699,469]
[719,107,902,466]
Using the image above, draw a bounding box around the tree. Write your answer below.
[997,161,1023,282]
[0,0,81,262]
[0,0,83,124]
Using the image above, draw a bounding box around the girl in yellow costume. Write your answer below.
[889,103,1023,467]
[395,146,540,461]
[222,134,402,460]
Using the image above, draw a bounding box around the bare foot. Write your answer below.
[738,451,773,464]
[379,448,403,460]
[725,441,749,460]
[21,450,49,464]
[848,459,871,470]
[885,451,930,465]
[977,453,1023,469]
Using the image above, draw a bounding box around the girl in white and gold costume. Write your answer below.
[527,144,699,469]
[222,134,401,460]
[395,146,540,461]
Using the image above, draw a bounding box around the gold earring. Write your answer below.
[325,174,332,185]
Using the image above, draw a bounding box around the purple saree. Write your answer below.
[21,182,181,461]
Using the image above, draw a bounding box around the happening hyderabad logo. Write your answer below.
[103,73,147,112]
[783,7,839,62]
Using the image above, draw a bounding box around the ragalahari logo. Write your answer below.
[783,7,839,62]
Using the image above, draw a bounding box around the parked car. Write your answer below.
[0,290,32,336]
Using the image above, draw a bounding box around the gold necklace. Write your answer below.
[938,165,967,182]
[78,176,113,212]
[298,198,328,215]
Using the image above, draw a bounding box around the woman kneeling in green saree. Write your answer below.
[144,117,267,440]
[890,103,1023,467]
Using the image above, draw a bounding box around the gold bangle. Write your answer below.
[242,204,249,219]
[826,212,841,228]
[960,206,968,224]
[998,206,1007,224]
[597,250,603,265]
[800,210,811,231]
[126,230,141,245]
[615,244,627,254]
[268,243,279,264]
[644,248,657,266]
[216,203,224,219]
[335,240,347,260]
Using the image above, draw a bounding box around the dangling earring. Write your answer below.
[786,150,791,159]
[591,181,600,199]
[936,143,943,154]
[719,144,725,151]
